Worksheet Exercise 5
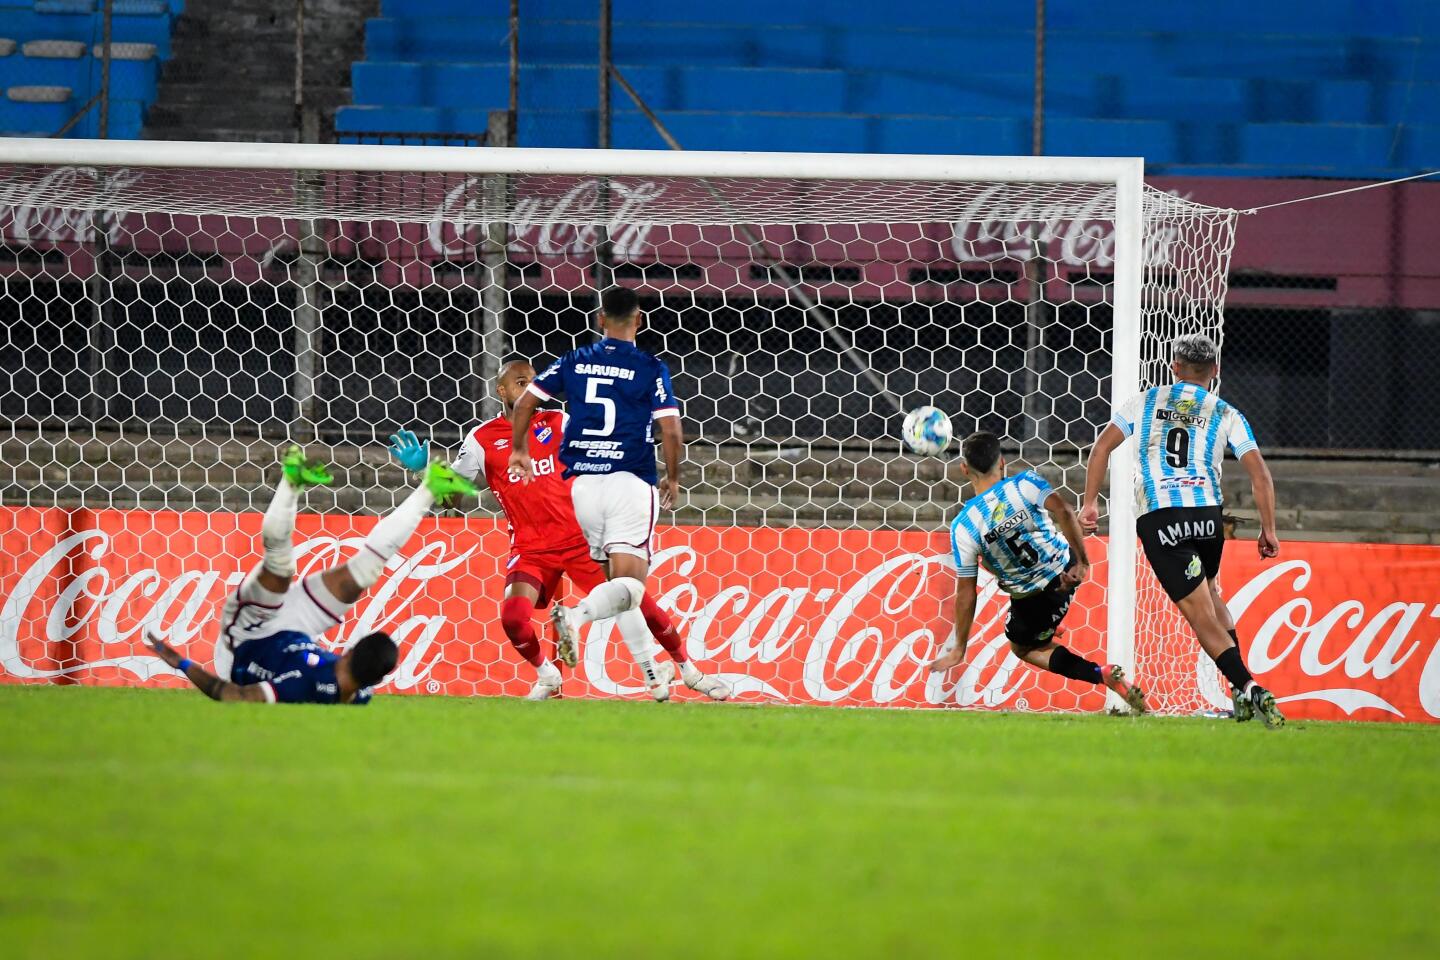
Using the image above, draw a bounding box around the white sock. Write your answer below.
[346,484,435,589]
[261,481,299,578]
[574,577,644,623]
[536,660,562,684]
[616,608,661,684]
[1243,680,1257,697]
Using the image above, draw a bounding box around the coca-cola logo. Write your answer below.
[610,545,1036,707]
[1225,560,1440,719]
[6,514,1439,721]
[949,184,1191,268]
[0,528,476,693]
[0,525,980,705]
[0,165,143,245]
[426,177,665,258]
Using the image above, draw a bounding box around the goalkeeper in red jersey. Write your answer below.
[391,360,730,702]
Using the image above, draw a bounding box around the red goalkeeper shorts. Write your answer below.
[503,539,608,607]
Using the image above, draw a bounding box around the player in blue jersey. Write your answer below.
[146,445,477,704]
[927,431,1148,712]
[1080,333,1284,726]
[507,286,712,702]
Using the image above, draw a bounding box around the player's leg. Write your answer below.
[214,446,332,676]
[554,474,670,697]
[298,461,476,635]
[1140,508,1281,727]
[1008,590,1147,713]
[566,544,730,702]
[502,566,564,700]
[1205,579,1253,720]
[641,593,731,701]
[609,561,673,701]
[1198,527,1282,727]
[1170,573,1284,729]
[260,444,333,591]
[569,552,649,620]
[561,474,653,622]
[558,553,670,700]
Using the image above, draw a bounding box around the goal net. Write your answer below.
[0,142,1237,713]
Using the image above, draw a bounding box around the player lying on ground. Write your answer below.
[927,431,1148,713]
[507,287,716,703]
[390,359,729,702]
[147,446,477,704]
[1080,333,1285,727]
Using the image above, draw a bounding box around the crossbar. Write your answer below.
[0,137,1142,184]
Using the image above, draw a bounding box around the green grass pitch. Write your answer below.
[2,686,1437,959]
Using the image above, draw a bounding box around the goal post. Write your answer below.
[0,138,1234,712]
[1107,159,1145,710]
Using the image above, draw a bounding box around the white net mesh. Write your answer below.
[1134,191,1241,714]
[0,155,1237,711]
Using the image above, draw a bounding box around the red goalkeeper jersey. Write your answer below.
[453,410,588,555]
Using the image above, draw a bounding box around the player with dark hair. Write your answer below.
[928,430,1148,712]
[391,356,729,701]
[1080,333,1284,726]
[146,446,475,704]
[507,287,716,702]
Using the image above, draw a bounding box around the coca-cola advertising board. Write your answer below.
[4,166,1437,310]
[3,505,1438,721]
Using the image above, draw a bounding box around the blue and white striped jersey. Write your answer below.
[949,471,1072,596]
[1111,382,1259,516]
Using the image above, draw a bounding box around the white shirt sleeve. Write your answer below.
[1109,392,1146,438]
[1015,471,1055,507]
[950,520,979,579]
[1225,407,1259,458]
[451,429,485,483]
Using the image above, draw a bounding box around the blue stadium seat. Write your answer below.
[34,0,95,13]
[0,98,72,134]
[3,11,173,57]
[0,2,171,137]
[364,18,832,69]
[112,0,168,14]
[377,0,1435,36]
[343,1,1438,176]
[67,96,144,137]
[353,62,851,114]
[1241,122,1398,173]
[1,54,86,89]
[336,104,498,136]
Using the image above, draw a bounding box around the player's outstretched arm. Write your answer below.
[507,390,542,481]
[1240,450,1280,559]
[928,577,978,673]
[146,631,268,702]
[1079,423,1126,534]
[656,413,684,510]
[1046,493,1092,590]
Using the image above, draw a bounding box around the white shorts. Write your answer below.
[570,471,659,563]
[211,565,351,677]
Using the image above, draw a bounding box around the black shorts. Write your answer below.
[1005,567,1077,650]
[1137,505,1224,603]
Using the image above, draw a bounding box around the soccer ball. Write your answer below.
[901,406,953,456]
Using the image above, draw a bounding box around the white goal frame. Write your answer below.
[0,137,1145,708]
